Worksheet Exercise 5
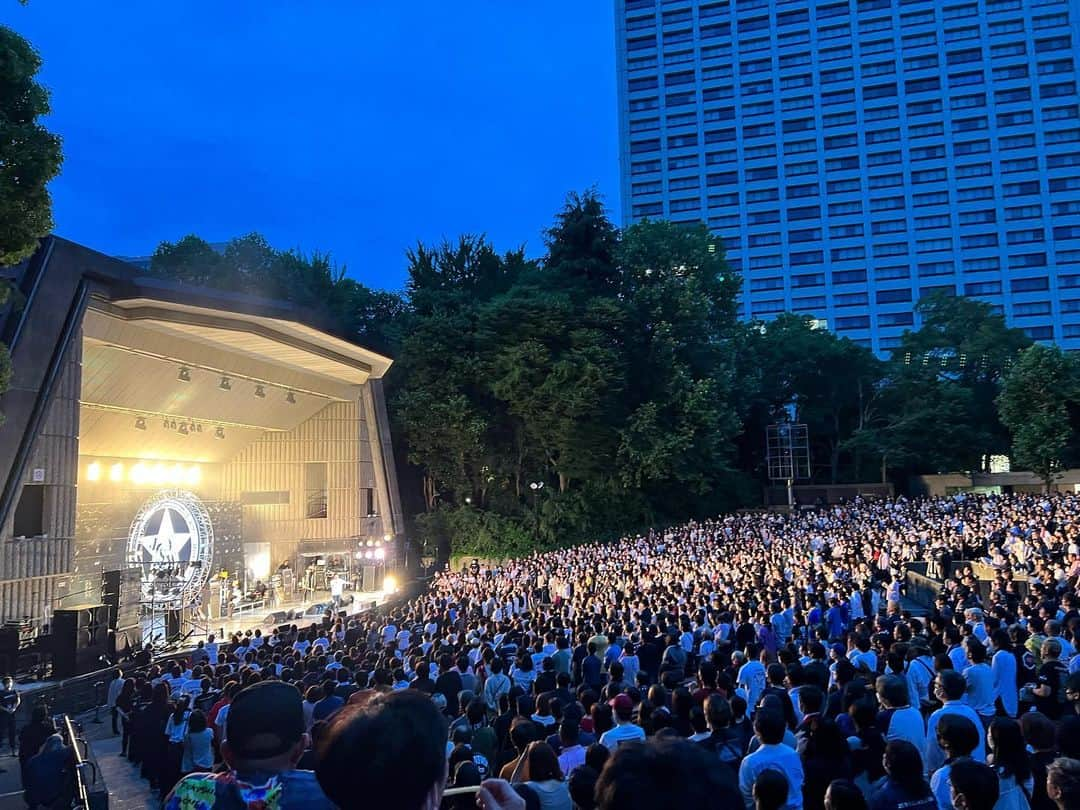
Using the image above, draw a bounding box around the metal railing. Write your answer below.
[61,714,103,810]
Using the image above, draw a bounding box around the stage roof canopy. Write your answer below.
[77,294,392,463]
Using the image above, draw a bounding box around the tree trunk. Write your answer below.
[423,475,436,511]
[559,472,569,492]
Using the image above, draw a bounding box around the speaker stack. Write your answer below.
[52,604,110,678]
[101,569,141,659]
[361,565,383,592]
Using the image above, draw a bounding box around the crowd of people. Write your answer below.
[39,492,1080,808]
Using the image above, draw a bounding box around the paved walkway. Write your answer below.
[0,707,157,810]
[79,712,157,810]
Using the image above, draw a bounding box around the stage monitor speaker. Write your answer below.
[52,604,110,678]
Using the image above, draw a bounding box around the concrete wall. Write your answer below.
[916,470,1080,496]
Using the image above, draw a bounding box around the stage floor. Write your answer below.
[142,587,394,653]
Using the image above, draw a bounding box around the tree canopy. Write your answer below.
[0,25,62,267]
[146,194,1072,559]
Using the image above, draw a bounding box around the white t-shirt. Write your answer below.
[599,722,646,750]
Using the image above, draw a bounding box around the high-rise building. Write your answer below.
[615,0,1080,353]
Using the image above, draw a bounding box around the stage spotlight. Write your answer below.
[195,424,202,433]
[214,427,225,440]
[254,385,266,398]
[285,391,296,404]
[374,547,385,560]
[383,574,399,594]
[179,423,189,435]
[364,550,373,559]
[135,417,147,430]
[178,366,191,382]
[130,463,148,485]
[170,420,177,430]
[109,463,123,482]
[219,376,232,391]
[383,533,392,542]
[86,462,101,482]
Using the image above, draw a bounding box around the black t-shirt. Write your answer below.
[534,671,556,695]
[0,689,17,712]
[1035,660,1067,719]
[435,671,463,716]
[409,676,436,694]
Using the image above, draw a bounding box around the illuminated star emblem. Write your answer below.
[138,507,192,565]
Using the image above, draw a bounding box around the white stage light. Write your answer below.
[109,463,124,482]
[374,547,385,560]
[383,574,398,594]
[86,462,101,482]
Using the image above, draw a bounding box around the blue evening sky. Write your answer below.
[2,2,619,291]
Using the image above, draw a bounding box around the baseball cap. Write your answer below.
[226,681,305,759]
[609,694,633,712]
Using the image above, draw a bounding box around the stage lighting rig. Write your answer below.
[219,376,232,391]
[178,366,191,382]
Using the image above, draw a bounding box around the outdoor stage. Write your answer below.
[170,586,395,645]
[0,238,407,679]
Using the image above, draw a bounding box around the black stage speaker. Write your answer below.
[52,604,110,677]
[166,609,182,641]
[0,627,20,676]
[102,569,141,658]
[361,565,383,592]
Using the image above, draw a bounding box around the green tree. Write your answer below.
[615,220,742,509]
[392,236,525,509]
[149,233,405,353]
[845,367,980,480]
[997,344,1080,490]
[149,235,225,287]
[0,25,63,266]
[739,314,883,483]
[892,292,1031,468]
